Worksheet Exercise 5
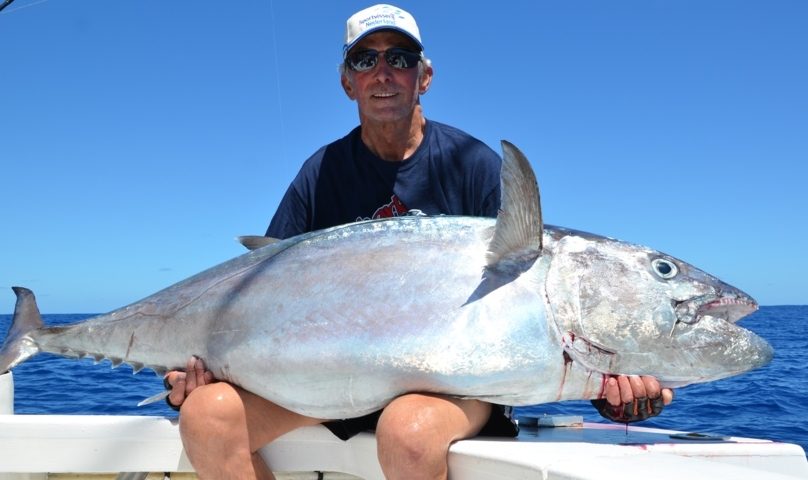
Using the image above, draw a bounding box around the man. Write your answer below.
[166,5,673,479]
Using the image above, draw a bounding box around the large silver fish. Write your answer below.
[0,142,772,419]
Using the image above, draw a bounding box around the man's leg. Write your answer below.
[178,382,323,480]
[376,394,492,480]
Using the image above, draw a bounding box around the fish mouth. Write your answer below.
[676,292,758,325]
[667,290,771,385]
[699,296,759,323]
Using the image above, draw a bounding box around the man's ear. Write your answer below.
[418,64,433,94]
[341,74,356,100]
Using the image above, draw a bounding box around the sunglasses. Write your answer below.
[345,48,422,72]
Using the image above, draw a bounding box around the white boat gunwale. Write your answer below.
[1,372,806,480]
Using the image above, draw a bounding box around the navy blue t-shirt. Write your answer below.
[266,120,501,239]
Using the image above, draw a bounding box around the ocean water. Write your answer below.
[1,307,806,454]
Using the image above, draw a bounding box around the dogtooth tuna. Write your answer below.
[0,141,773,419]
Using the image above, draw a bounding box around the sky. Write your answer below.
[0,0,806,313]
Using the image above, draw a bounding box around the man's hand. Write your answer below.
[592,375,674,423]
[163,356,216,410]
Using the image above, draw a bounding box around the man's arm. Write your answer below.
[265,182,311,239]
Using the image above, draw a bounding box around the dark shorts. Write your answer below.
[322,403,519,441]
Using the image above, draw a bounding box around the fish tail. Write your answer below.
[0,287,44,373]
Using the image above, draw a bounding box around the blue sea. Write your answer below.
[1,306,806,454]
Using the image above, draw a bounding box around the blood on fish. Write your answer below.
[556,350,574,400]
[596,374,609,400]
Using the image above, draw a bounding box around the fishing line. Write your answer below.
[268,0,287,164]
[0,0,49,14]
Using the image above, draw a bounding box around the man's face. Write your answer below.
[341,31,432,124]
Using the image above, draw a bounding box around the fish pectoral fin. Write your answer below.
[561,331,617,373]
[485,141,543,269]
[237,235,281,251]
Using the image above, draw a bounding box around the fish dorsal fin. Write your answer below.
[485,141,543,268]
[237,235,281,251]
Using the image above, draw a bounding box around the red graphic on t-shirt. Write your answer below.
[371,195,409,219]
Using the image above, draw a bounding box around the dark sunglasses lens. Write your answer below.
[385,49,420,69]
[348,50,379,72]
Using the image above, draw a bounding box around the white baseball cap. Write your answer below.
[343,4,423,56]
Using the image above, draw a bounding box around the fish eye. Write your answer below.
[652,258,678,279]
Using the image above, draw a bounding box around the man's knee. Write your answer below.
[376,397,447,462]
[376,395,492,458]
[179,382,244,437]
